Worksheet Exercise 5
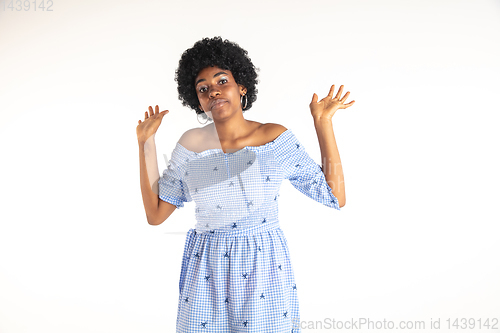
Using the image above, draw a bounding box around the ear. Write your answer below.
[238,84,248,96]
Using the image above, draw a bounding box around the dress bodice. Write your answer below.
[158,129,340,233]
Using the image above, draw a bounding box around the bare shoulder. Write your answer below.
[178,127,205,151]
[262,123,288,142]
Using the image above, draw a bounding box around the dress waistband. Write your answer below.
[191,220,280,237]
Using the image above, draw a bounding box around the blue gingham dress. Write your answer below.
[158,129,340,332]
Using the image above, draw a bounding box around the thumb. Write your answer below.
[311,93,318,104]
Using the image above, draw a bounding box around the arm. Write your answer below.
[137,105,176,225]
[138,135,176,225]
[310,84,355,208]
[313,119,346,207]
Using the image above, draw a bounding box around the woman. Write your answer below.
[137,36,354,332]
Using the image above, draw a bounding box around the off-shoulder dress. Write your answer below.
[158,129,340,332]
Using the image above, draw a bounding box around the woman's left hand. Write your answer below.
[310,84,355,121]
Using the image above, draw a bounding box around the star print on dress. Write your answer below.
[158,129,340,332]
[232,223,237,229]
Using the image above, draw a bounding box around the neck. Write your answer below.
[209,111,253,143]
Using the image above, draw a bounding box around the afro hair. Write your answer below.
[175,36,259,120]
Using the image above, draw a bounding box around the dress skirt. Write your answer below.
[176,220,301,332]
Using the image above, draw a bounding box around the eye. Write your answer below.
[219,77,228,84]
[199,87,207,93]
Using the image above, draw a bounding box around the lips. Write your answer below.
[210,99,227,110]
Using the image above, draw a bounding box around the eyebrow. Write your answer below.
[195,71,228,87]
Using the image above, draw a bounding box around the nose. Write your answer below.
[208,86,221,98]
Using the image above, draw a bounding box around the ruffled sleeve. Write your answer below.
[158,143,192,209]
[273,130,340,210]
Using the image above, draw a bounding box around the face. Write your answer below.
[195,66,247,121]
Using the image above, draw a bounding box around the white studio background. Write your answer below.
[1,0,499,332]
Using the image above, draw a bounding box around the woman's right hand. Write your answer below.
[136,105,169,144]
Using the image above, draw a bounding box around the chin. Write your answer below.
[211,108,230,118]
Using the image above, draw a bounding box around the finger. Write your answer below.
[340,92,350,103]
[159,110,169,118]
[335,85,344,99]
[327,85,335,98]
[148,106,154,117]
[344,100,355,107]
[144,111,148,121]
[138,120,141,124]
[155,105,159,114]
[311,93,318,104]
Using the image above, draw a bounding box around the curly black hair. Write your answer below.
[175,36,259,120]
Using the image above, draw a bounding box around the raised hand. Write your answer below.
[310,85,355,121]
[136,105,169,144]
